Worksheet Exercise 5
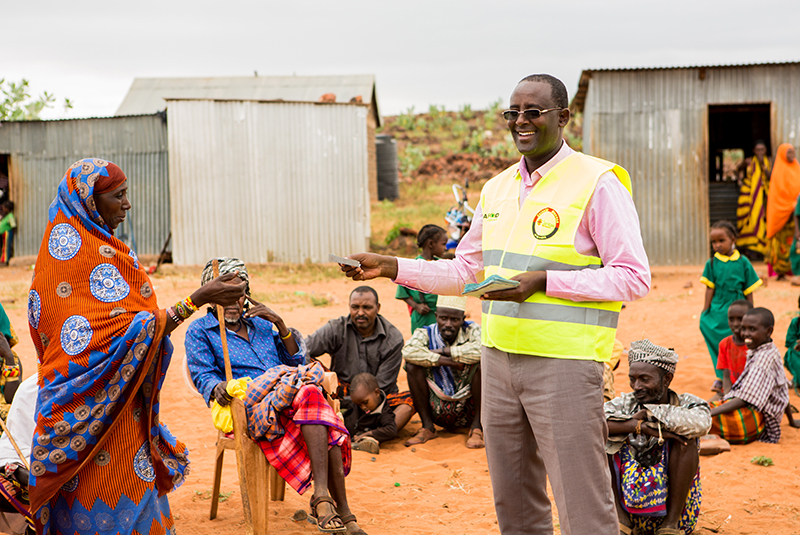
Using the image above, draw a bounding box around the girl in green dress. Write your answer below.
[396,225,447,334]
[784,295,800,393]
[700,221,762,393]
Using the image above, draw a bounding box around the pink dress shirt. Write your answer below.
[395,141,651,303]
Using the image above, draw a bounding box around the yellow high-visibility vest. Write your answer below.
[480,152,632,362]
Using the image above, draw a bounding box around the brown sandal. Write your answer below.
[309,495,346,533]
[339,513,368,535]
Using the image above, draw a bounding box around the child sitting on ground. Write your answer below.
[709,307,800,444]
[348,373,398,454]
[712,299,753,400]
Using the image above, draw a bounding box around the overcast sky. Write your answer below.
[4,0,799,120]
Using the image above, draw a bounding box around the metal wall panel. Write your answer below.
[584,64,800,265]
[0,115,170,257]
[167,100,370,265]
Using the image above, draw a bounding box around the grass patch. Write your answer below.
[371,182,458,247]
[247,263,343,285]
[751,455,774,467]
[193,489,234,502]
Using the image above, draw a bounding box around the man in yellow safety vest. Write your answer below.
[339,74,651,535]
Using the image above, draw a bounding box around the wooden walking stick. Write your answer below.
[212,260,268,535]
[0,417,29,471]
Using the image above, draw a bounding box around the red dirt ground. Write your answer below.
[1,262,799,535]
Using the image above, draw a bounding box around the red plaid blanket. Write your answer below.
[257,384,351,494]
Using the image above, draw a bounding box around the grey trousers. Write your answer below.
[481,346,618,535]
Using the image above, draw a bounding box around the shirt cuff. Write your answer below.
[700,276,715,289]
[544,270,575,299]
[394,257,423,291]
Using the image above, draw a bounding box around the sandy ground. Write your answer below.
[1,261,800,535]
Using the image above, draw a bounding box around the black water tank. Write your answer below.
[376,134,399,201]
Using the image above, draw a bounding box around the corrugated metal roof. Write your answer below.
[571,61,800,113]
[167,99,370,265]
[116,74,380,125]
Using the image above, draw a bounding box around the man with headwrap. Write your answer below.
[186,258,369,535]
[604,340,711,535]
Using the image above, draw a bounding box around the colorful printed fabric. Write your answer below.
[27,158,188,535]
[0,462,33,528]
[736,156,770,255]
[708,400,765,444]
[766,221,795,276]
[724,341,789,443]
[429,388,476,429]
[613,442,701,535]
[257,384,351,495]
[699,250,762,379]
[386,391,414,409]
[244,361,324,441]
[0,212,15,264]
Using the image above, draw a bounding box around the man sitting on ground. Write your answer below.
[709,307,799,444]
[307,286,414,434]
[401,295,483,448]
[605,340,711,535]
[187,258,367,535]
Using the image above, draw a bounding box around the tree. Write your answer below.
[0,78,72,121]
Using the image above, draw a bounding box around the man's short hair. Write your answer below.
[351,372,379,392]
[744,307,774,328]
[350,286,379,303]
[519,74,569,109]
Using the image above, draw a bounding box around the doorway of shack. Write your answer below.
[707,103,771,256]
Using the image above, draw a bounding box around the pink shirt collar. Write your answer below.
[518,140,575,187]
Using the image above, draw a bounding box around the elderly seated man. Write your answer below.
[401,295,483,449]
[186,258,366,535]
[307,286,414,435]
[605,340,711,535]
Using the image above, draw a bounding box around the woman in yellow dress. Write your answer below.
[736,141,771,257]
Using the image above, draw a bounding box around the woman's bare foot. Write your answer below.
[404,427,437,446]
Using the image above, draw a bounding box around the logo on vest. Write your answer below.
[483,212,500,222]
[532,207,560,240]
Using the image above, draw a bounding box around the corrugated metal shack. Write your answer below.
[116,75,382,201]
[0,114,170,257]
[166,98,371,265]
[572,61,800,265]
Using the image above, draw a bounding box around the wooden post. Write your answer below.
[212,260,267,534]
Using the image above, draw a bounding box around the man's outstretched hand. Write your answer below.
[339,253,399,281]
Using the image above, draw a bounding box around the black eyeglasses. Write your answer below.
[501,108,563,121]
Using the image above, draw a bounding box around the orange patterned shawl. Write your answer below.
[27,159,187,534]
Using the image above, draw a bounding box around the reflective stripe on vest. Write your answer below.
[479,152,632,362]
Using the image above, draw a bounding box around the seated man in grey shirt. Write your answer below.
[306,286,414,435]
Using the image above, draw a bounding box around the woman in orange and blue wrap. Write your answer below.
[27,158,245,534]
